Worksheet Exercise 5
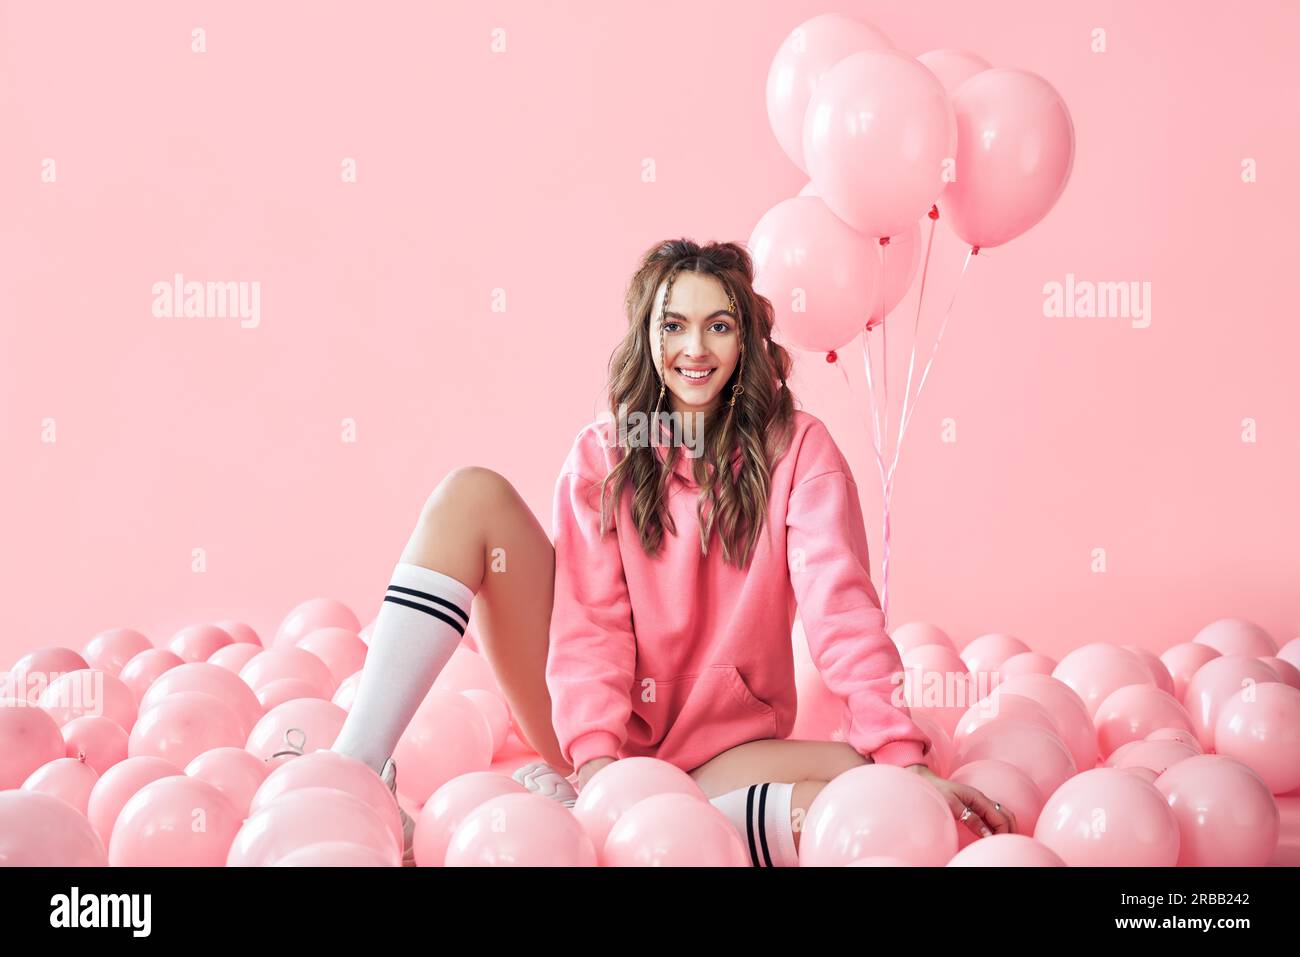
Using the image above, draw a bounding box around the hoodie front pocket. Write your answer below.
[625,665,779,769]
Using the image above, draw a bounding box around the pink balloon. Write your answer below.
[949,758,1044,845]
[391,690,493,802]
[249,749,402,853]
[5,646,89,704]
[889,622,956,655]
[804,49,956,238]
[414,771,528,867]
[941,68,1075,248]
[1145,726,1203,752]
[245,697,347,763]
[1183,654,1281,749]
[184,747,271,818]
[1034,768,1180,866]
[166,624,233,663]
[765,13,893,174]
[228,786,400,866]
[826,216,926,324]
[1052,643,1152,718]
[989,674,1098,772]
[86,755,181,845]
[1193,617,1277,658]
[62,714,129,774]
[206,642,262,673]
[916,49,992,96]
[1260,656,1300,690]
[274,598,361,649]
[750,195,882,353]
[911,713,953,778]
[800,764,957,866]
[239,647,336,699]
[213,619,262,646]
[1278,637,1300,671]
[952,719,1077,801]
[38,669,137,731]
[1106,738,1199,776]
[331,671,363,712]
[462,689,510,755]
[130,691,246,766]
[274,841,399,867]
[604,792,750,867]
[433,645,503,697]
[138,661,263,738]
[1213,682,1300,794]
[572,756,706,862]
[109,775,242,866]
[1155,754,1280,866]
[0,699,67,788]
[1124,646,1176,696]
[900,644,973,737]
[960,633,1031,677]
[0,790,107,866]
[82,628,153,677]
[998,652,1058,679]
[445,792,597,867]
[256,677,326,710]
[1160,642,1221,701]
[296,627,367,686]
[1093,684,1194,760]
[1123,765,1160,784]
[953,693,1059,750]
[23,756,99,815]
[847,855,913,866]
[118,648,184,706]
[947,833,1065,867]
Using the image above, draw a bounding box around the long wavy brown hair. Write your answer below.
[595,239,797,568]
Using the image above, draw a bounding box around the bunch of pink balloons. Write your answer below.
[754,13,1076,354]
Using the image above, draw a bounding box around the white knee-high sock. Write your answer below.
[329,561,475,773]
[708,782,799,867]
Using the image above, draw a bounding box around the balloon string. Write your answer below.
[892,213,941,484]
[886,246,977,490]
[862,324,896,630]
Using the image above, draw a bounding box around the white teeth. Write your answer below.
[677,368,713,380]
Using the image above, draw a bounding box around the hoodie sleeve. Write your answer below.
[785,430,931,768]
[545,438,637,773]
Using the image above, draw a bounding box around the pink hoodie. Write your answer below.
[545,408,931,774]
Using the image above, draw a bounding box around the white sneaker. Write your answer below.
[380,757,417,867]
[511,760,578,809]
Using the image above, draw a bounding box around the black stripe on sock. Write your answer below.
[382,594,467,636]
[386,585,470,626]
[744,785,761,867]
[756,783,774,867]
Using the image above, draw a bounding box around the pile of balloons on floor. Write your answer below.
[2,602,1297,866]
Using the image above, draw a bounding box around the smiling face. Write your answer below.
[649,271,742,422]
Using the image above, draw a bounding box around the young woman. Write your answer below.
[331,239,1015,866]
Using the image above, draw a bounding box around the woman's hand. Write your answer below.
[577,756,617,792]
[906,764,1017,839]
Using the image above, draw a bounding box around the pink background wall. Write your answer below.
[2,0,1296,668]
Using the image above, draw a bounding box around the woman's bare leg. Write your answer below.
[688,739,869,852]
[399,466,572,776]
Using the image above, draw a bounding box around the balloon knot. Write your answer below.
[825,350,837,363]
[928,205,940,220]
[971,245,980,255]
[879,236,890,247]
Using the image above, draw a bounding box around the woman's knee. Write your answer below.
[424,465,512,516]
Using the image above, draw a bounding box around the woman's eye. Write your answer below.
[711,322,731,333]
[662,321,681,333]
